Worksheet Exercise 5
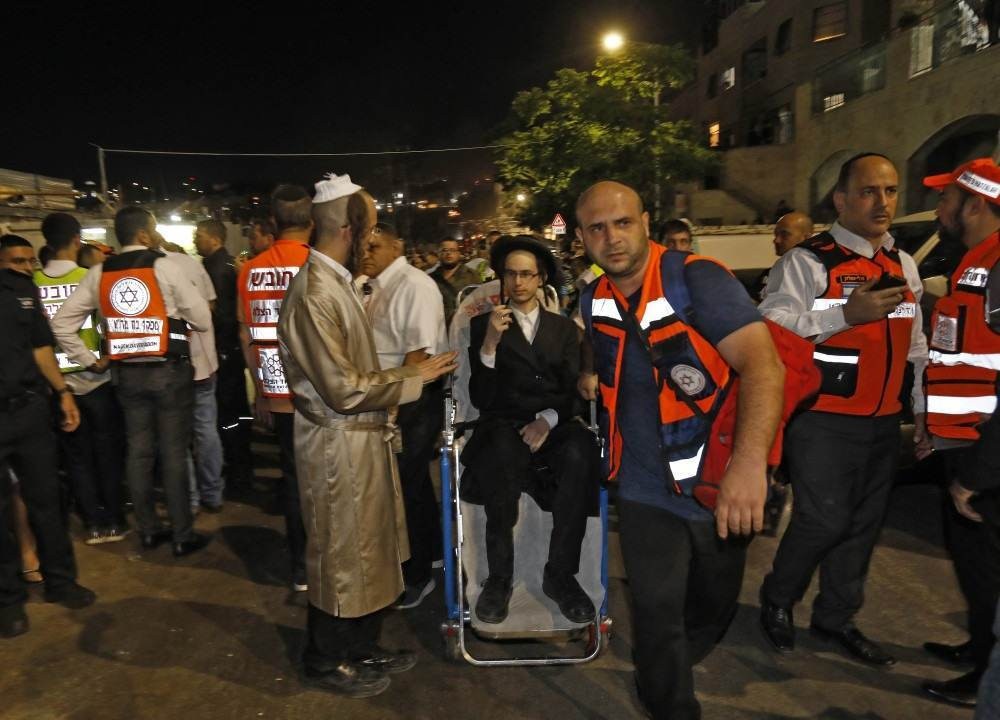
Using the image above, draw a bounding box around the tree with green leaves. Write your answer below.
[495,42,715,230]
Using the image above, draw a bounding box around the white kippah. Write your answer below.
[313,172,363,204]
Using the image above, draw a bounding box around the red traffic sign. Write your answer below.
[550,213,566,229]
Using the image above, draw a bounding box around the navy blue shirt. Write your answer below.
[615,258,762,519]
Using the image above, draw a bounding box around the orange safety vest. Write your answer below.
[237,239,310,399]
[98,250,189,360]
[926,231,1000,441]
[802,232,916,416]
[583,243,734,487]
[581,243,820,509]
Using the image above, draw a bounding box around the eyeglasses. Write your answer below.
[502,269,540,282]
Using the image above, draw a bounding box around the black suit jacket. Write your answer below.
[468,307,581,424]
[461,307,582,476]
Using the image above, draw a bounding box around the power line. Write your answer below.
[91,142,523,158]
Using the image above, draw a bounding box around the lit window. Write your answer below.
[720,67,736,91]
[813,2,847,42]
[823,93,846,111]
[708,122,721,148]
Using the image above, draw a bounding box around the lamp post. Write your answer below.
[602,31,624,53]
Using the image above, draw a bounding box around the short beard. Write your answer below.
[440,259,458,270]
[937,218,965,247]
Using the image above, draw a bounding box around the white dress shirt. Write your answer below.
[366,256,446,370]
[479,301,559,429]
[52,245,212,369]
[162,251,218,381]
[759,221,928,413]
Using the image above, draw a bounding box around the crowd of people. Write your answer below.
[1,153,999,719]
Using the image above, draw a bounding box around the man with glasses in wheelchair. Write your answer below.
[460,235,600,625]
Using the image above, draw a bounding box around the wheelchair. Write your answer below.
[438,280,612,665]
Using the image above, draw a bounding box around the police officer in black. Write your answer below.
[0,234,96,639]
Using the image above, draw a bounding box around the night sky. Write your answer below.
[5,1,702,195]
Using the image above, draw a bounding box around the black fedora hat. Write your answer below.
[490,234,559,282]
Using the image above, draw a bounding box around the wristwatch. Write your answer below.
[56,387,72,396]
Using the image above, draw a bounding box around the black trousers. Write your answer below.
[618,498,747,720]
[943,412,1000,671]
[763,411,899,630]
[215,348,252,483]
[59,382,126,528]
[396,382,443,587]
[273,412,306,578]
[0,394,78,609]
[471,420,599,579]
[114,359,195,543]
[303,602,382,670]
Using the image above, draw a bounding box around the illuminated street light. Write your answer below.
[602,31,624,52]
[516,193,527,202]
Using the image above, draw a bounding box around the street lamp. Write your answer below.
[602,31,625,53]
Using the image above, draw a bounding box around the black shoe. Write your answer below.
[356,647,418,675]
[475,575,513,624]
[302,661,390,698]
[922,670,981,707]
[0,606,29,638]
[200,501,223,514]
[44,582,97,610]
[542,565,595,624]
[924,640,975,667]
[759,589,795,653]
[172,533,211,558]
[140,529,172,550]
[810,624,896,666]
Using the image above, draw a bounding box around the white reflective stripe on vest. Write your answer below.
[813,351,859,365]
[929,350,1000,371]
[591,298,622,322]
[640,297,675,330]
[812,298,847,311]
[888,302,916,319]
[927,394,998,415]
[249,325,278,341]
[668,444,705,482]
[56,352,80,371]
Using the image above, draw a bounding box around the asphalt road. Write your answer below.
[0,436,975,720]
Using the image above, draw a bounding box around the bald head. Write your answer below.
[773,211,814,256]
[575,181,644,223]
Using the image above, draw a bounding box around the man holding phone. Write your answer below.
[757,153,929,665]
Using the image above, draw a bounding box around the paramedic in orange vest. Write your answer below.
[758,153,930,666]
[53,207,212,558]
[576,181,785,720]
[918,158,1000,708]
[237,184,313,592]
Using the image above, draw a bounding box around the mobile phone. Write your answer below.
[871,273,906,292]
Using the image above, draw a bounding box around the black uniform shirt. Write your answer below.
[202,247,239,351]
[0,269,54,398]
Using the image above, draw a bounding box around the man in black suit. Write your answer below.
[461,235,599,625]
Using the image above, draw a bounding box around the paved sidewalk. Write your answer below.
[0,440,974,719]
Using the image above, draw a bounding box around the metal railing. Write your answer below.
[908,1,995,78]
[811,40,888,115]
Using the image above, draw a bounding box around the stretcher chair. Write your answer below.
[438,280,612,665]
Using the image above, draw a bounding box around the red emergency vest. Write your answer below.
[926,231,1000,441]
[98,250,189,360]
[803,233,916,416]
[582,243,820,509]
[237,239,310,399]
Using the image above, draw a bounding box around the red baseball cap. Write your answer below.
[923,158,1000,205]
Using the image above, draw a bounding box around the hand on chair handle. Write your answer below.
[418,351,459,384]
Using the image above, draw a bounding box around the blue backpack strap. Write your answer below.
[659,250,693,326]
